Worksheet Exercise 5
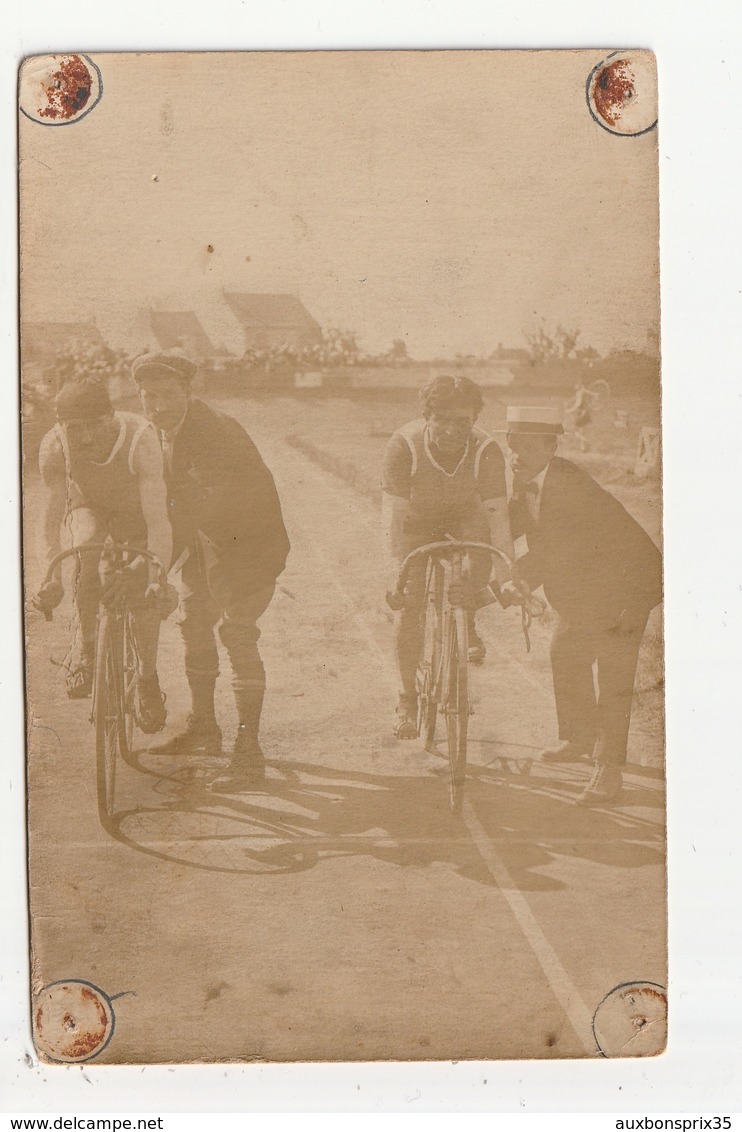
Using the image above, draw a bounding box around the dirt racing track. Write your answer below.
[25,394,666,1064]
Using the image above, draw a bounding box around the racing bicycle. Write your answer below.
[33,538,167,832]
[388,539,543,814]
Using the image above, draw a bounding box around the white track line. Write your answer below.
[287,444,598,1055]
[462,800,597,1052]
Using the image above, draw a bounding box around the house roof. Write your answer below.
[223,293,320,330]
[148,311,215,355]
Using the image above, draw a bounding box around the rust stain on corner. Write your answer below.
[591,59,635,127]
[37,55,93,121]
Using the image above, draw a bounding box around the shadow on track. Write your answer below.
[105,747,665,883]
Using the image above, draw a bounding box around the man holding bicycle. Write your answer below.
[133,351,290,792]
[35,378,173,730]
[382,375,514,738]
[500,405,662,805]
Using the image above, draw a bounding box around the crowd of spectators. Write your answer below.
[213,329,412,384]
[25,329,413,405]
[25,343,137,407]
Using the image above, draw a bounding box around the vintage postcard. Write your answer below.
[20,49,665,1064]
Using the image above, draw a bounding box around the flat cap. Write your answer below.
[131,350,198,386]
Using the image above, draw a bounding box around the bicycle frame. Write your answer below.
[389,539,513,813]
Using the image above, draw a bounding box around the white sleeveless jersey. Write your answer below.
[55,410,154,538]
[383,418,505,525]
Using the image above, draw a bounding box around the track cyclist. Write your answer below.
[382,375,514,739]
[35,377,173,731]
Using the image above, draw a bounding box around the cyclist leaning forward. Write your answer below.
[35,377,173,731]
[382,375,514,738]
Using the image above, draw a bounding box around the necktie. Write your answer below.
[511,480,538,534]
[161,432,174,479]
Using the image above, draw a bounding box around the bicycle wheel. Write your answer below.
[445,606,470,814]
[94,612,126,831]
[122,610,139,756]
[416,559,444,751]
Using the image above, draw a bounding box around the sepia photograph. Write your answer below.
[19,49,666,1065]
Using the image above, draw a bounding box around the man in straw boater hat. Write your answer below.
[501,404,662,805]
[132,351,290,792]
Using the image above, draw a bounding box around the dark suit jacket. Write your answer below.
[169,398,290,598]
[511,457,662,622]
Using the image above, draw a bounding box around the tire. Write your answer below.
[445,606,469,814]
[416,559,444,751]
[122,610,139,758]
[94,613,125,832]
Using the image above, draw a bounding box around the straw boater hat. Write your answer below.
[505,405,564,435]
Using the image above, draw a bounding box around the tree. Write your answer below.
[323,327,360,357]
[523,321,582,364]
[389,338,408,360]
[523,323,560,365]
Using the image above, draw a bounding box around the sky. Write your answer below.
[19,50,660,358]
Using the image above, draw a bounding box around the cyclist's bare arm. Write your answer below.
[38,430,69,575]
[131,427,172,581]
[381,491,411,575]
[483,496,514,586]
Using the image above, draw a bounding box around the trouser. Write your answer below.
[178,554,275,737]
[395,511,491,704]
[549,607,651,766]
[69,508,160,678]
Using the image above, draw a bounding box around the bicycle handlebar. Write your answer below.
[386,538,545,651]
[33,542,167,621]
[388,540,513,611]
[40,542,165,588]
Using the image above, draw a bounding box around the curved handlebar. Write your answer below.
[386,539,545,653]
[397,539,514,575]
[388,540,513,610]
[40,542,165,589]
[32,542,166,621]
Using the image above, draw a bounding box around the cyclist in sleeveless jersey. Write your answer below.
[36,378,173,728]
[382,375,514,738]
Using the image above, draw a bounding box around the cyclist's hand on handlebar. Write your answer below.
[145,581,180,618]
[385,569,407,611]
[33,578,64,618]
[499,579,528,609]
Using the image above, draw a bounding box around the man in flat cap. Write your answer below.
[133,351,290,791]
[35,377,172,728]
[501,406,662,805]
